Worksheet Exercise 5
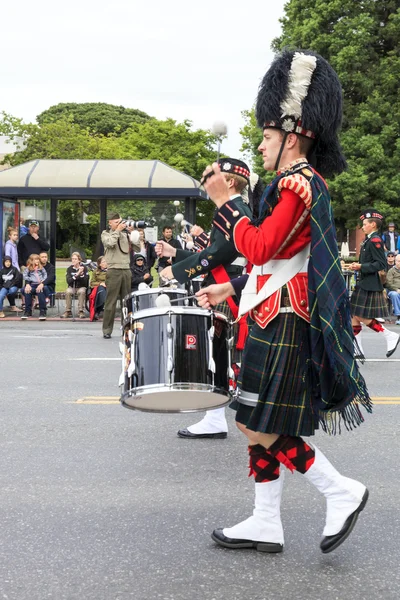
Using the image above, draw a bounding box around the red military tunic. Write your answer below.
[214,166,313,327]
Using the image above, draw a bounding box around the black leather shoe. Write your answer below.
[103,333,111,339]
[387,336,400,358]
[177,428,227,439]
[320,488,369,554]
[211,529,283,553]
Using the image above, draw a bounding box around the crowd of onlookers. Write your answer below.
[2,217,400,324]
[0,219,196,321]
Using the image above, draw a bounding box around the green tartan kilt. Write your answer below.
[350,286,389,319]
[213,299,242,364]
[234,313,319,437]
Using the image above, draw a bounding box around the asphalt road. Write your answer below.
[1,321,399,600]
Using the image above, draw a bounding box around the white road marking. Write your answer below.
[68,357,120,361]
[363,359,400,362]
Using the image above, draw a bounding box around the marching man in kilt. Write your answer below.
[196,50,372,554]
[349,210,400,359]
[156,159,252,440]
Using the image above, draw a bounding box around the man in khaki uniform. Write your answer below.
[101,213,132,339]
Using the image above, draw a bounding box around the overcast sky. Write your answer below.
[1,0,286,161]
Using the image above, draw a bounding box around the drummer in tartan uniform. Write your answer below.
[197,50,372,554]
[155,158,252,439]
[349,209,399,359]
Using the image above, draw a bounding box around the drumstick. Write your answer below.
[155,293,199,308]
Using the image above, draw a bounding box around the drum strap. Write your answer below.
[212,265,248,351]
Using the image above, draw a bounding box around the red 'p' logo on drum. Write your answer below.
[185,335,197,350]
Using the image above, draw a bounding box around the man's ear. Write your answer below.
[286,133,298,149]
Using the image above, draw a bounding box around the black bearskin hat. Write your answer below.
[255,49,347,178]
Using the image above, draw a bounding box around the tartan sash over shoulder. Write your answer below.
[256,162,372,433]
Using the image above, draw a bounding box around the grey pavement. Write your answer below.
[0,321,399,600]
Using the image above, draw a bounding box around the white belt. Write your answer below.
[279,306,294,313]
[231,257,247,267]
[260,258,309,275]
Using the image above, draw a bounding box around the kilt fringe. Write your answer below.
[318,396,373,435]
[314,302,373,434]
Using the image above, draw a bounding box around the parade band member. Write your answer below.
[196,50,371,554]
[156,159,252,439]
[349,210,400,359]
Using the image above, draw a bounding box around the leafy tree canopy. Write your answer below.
[0,110,220,243]
[241,0,400,229]
[36,102,151,135]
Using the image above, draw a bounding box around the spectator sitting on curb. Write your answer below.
[131,253,153,291]
[21,254,47,321]
[61,252,89,319]
[386,251,395,270]
[39,251,56,306]
[89,256,107,321]
[0,256,22,318]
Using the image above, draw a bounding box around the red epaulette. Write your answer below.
[371,237,382,247]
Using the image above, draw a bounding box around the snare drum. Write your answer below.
[121,306,232,412]
[185,276,204,305]
[123,287,188,317]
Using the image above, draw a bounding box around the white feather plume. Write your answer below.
[280,53,317,119]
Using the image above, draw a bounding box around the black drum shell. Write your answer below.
[121,307,231,412]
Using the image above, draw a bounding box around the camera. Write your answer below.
[121,219,149,229]
[80,260,97,271]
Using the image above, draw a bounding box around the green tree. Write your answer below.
[0,111,221,245]
[241,1,400,230]
[37,102,151,135]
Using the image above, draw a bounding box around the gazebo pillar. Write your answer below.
[50,198,58,266]
[185,197,196,227]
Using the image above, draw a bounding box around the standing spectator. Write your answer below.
[138,230,156,269]
[39,251,56,305]
[0,256,21,318]
[3,228,20,312]
[382,222,399,254]
[19,218,28,237]
[21,254,47,320]
[101,213,133,339]
[4,228,20,270]
[17,220,49,267]
[89,256,107,321]
[386,255,400,325]
[157,225,181,280]
[131,253,153,291]
[61,252,89,319]
[386,251,395,270]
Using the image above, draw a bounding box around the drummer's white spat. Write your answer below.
[155,294,172,308]
[174,213,184,223]
[130,230,140,244]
